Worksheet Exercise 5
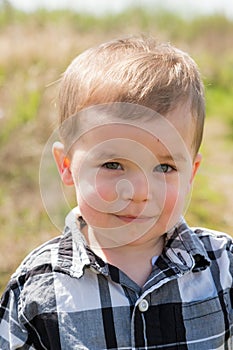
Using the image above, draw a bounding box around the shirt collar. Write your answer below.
[54,207,109,278]
[161,218,210,273]
[54,207,210,279]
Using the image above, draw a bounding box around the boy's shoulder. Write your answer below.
[192,225,232,240]
[10,222,89,286]
[12,235,62,280]
[191,226,233,254]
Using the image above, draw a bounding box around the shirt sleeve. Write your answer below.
[0,283,33,349]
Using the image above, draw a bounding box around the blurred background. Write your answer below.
[0,0,232,293]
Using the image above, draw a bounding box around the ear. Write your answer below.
[52,141,74,186]
[190,153,202,185]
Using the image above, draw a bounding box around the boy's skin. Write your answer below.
[53,102,201,286]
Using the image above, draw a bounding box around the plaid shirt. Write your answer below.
[0,208,233,350]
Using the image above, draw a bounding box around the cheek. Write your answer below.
[75,188,104,226]
[156,183,186,232]
[163,187,178,210]
[153,177,179,208]
[163,182,187,215]
[95,173,119,202]
[74,175,119,218]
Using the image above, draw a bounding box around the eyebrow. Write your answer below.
[92,150,187,163]
[158,153,188,162]
[90,151,120,160]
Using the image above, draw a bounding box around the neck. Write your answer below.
[90,235,165,287]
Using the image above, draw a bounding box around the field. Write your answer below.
[0,4,233,293]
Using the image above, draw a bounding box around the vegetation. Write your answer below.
[0,2,232,293]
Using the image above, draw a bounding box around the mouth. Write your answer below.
[114,215,155,223]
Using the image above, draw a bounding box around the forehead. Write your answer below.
[68,103,194,159]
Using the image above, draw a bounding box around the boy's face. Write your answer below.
[54,103,201,249]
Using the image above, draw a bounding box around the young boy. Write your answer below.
[0,35,232,349]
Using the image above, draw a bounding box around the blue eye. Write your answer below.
[154,164,175,173]
[102,162,123,170]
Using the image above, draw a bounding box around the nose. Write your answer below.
[119,170,151,202]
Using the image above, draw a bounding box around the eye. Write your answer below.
[154,164,175,173]
[102,162,123,170]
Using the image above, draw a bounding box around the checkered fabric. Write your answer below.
[0,208,233,349]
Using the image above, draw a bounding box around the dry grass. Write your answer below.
[0,8,232,293]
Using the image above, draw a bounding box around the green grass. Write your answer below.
[0,89,41,144]
[187,171,227,231]
[206,87,233,120]
[0,5,232,294]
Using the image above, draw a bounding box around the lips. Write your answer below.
[115,214,154,223]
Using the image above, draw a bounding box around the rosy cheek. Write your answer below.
[76,177,120,218]
[95,181,118,202]
[166,187,179,206]
[162,184,185,218]
[95,172,119,202]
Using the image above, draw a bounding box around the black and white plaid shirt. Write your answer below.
[0,208,233,349]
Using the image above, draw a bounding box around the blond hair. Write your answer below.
[58,35,205,153]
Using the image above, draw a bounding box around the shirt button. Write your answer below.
[138,299,149,312]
